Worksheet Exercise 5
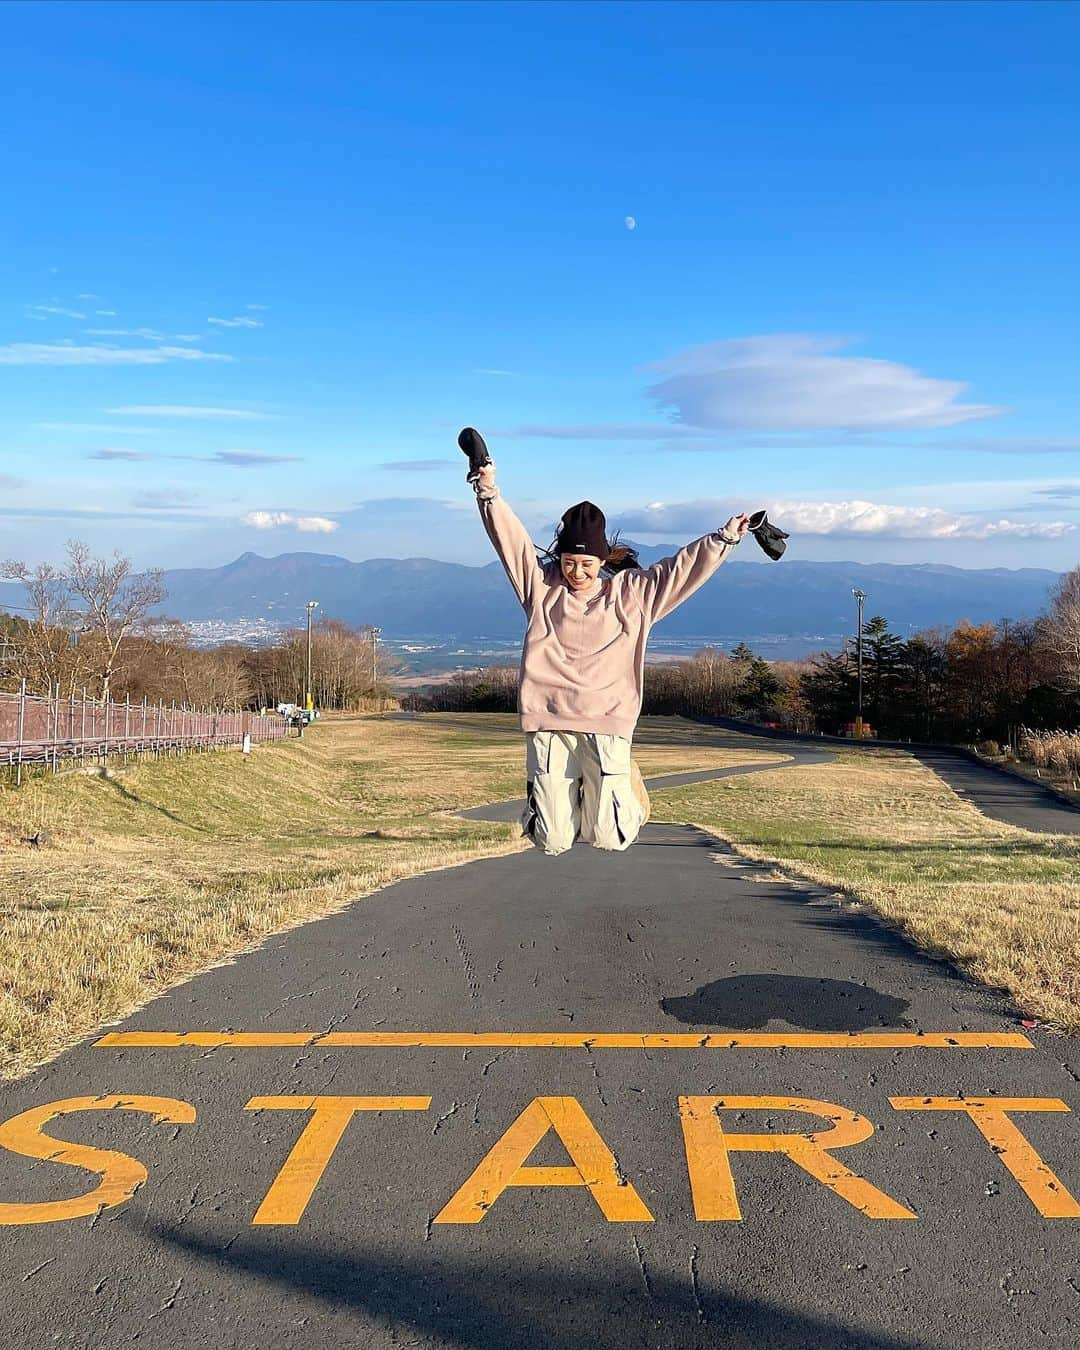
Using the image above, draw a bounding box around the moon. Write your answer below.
[625,215,636,231]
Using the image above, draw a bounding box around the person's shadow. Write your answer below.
[660,974,910,1030]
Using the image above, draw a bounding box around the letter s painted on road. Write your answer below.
[0,1095,196,1225]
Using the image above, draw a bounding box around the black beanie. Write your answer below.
[555,501,609,559]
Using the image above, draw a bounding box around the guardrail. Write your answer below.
[0,681,289,784]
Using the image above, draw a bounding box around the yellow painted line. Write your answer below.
[94,1030,1034,1050]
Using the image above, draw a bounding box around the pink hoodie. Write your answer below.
[475,482,741,739]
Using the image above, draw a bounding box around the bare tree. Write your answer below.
[65,541,166,701]
[0,558,83,693]
[1042,565,1080,692]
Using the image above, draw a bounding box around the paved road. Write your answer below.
[906,746,1080,835]
[692,715,1080,836]
[1,727,1078,1348]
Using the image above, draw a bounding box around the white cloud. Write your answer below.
[207,316,262,329]
[34,422,162,433]
[243,511,337,532]
[95,309,117,316]
[171,333,202,342]
[644,335,1005,432]
[198,451,299,467]
[0,343,233,366]
[475,368,520,377]
[377,458,457,472]
[613,497,1076,541]
[28,304,86,319]
[1,474,23,490]
[77,293,98,300]
[498,422,697,440]
[771,499,1076,539]
[87,448,298,467]
[244,511,293,529]
[107,405,272,419]
[245,303,269,311]
[90,448,157,461]
[83,327,165,339]
[132,488,199,509]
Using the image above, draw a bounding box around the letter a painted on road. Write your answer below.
[890,1096,1080,1218]
[435,1096,653,1224]
[0,1095,196,1225]
[679,1095,916,1220]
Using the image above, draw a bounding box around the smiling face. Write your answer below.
[560,553,603,591]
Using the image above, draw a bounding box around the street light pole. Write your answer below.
[852,588,865,738]
[305,600,319,711]
[371,626,381,688]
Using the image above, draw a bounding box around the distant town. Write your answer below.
[178,618,852,676]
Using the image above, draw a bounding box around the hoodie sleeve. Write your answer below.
[473,482,544,611]
[622,528,741,624]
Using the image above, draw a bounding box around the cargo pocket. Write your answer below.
[593,734,632,778]
[520,779,539,839]
[610,789,630,846]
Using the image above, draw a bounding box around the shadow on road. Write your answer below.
[147,1222,928,1350]
[660,974,911,1031]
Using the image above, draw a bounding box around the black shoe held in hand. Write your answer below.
[747,509,789,560]
[458,427,493,482]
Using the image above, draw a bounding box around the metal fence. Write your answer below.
[0,681,289,783]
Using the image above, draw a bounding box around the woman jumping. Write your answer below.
[462,427,751,857]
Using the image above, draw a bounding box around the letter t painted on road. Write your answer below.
[890,1096,1080,1218]
[246,1095,431,1225]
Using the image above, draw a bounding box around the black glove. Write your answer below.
[458,427,493,483]
[747,509,789,561]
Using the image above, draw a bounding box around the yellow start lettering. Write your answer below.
[890,1096,1080,1218]
[679,1095,917,1220]
[246,1095,431,1224]
[0,1095,196,1225]
[435,1095,653,1224]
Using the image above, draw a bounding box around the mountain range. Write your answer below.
[134,546,1063,644]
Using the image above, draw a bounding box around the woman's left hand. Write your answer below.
[724,513,752,539]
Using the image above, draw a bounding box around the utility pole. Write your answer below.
[305,600,319,711]
[371,626,381,688]
[852,588,865,738]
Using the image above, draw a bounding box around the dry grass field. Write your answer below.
[0,712,776,1079]
[653,746,1080,1033]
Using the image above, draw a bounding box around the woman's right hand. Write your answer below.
[476,461,496,489]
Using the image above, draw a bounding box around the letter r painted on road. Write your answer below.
[679,1096,917,1221]
[0,1095,196,1225]
[246,1095,431,1225]
[890,1096,1080,1218]
[434,1096,653,1224]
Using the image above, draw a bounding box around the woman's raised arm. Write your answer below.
[623,514,749,623]
[473,462,545,611]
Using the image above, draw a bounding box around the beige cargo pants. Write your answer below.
[521,730,646,856]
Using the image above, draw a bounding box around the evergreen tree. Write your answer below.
[800,651,856,733]
[845,614,904,733]
[737,655,782,716]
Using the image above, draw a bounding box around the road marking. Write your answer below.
[679,1095,916,1220]
[434,1096,654,1224]
[94,1030,1034,1050]
[0,1096,195,1226]
[246,1096,431,1225]
[890,1096,1080,1218]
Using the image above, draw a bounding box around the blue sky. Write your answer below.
[1,0,1078,577]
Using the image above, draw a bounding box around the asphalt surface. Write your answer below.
[2,726,1078,1349]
